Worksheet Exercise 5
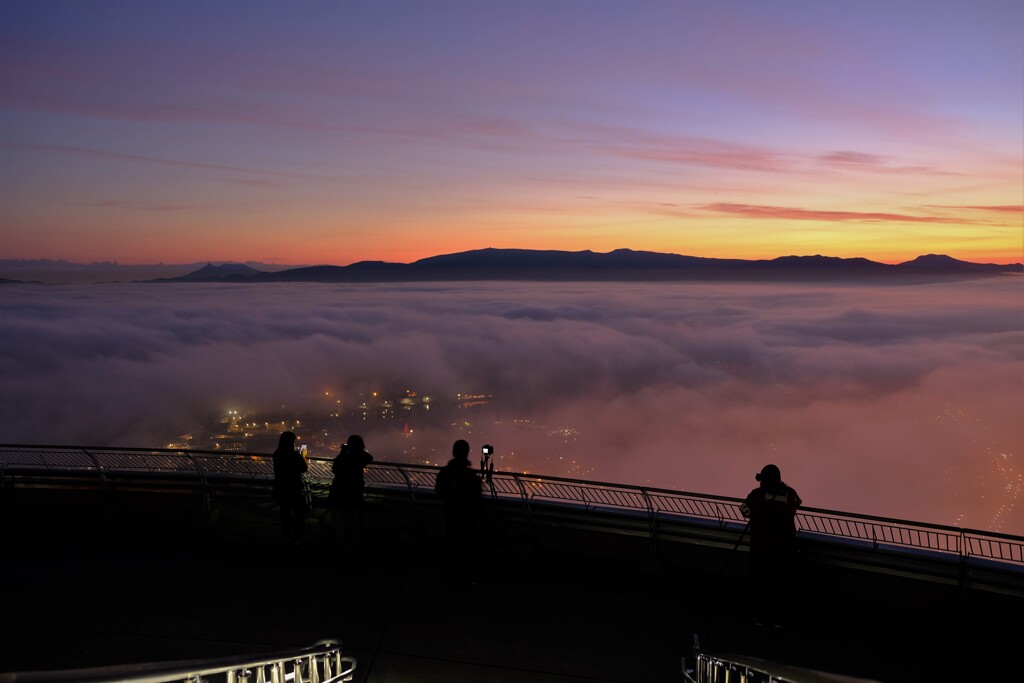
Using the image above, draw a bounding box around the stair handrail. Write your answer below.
[0,639,354,683]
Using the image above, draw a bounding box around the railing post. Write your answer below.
[577,486,591,511]
[80,447,109,497]
[511,473,529,508]
[511,473,531,525]
[958,529,968,591]
[394,464,416,503]
[323,650,334,679]
[641,487,656,552]
[79,447,116,517]
[183,450,212,514]
[307,653,320,683]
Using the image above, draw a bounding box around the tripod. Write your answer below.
[698,518,750,649]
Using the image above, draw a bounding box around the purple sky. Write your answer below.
[1,0,1021,265]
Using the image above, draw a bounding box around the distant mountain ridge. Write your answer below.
[0,259,296,284]
[159,248,1023,283]
[152,262,264,282]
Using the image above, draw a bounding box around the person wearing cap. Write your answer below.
[740,464,802,627]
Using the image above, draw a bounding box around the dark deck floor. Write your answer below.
[1,494,1019,682]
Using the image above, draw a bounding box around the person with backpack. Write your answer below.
[740,463,802,628]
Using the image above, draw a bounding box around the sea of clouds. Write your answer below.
[1,278,1021,533]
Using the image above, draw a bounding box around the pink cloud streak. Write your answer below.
[820,150,956,176]
[702,203,983,225]
[922,205,1023,214]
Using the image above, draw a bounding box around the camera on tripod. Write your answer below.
[480,444,495,483]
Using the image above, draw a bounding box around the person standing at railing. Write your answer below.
[329,434,373,551]
[272,430,309,549]
[740,463,802,628]
[434,439,482,586]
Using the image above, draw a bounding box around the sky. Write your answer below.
[1,279,1020,533]
[1,0,1021,266]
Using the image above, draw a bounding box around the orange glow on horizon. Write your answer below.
[5,232,1021,268]
[2,164,1020,267]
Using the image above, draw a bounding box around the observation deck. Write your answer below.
[1,445,1021,682]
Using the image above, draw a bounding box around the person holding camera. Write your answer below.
[434,439,482,586]
[740,463,802,628]
[272,430,309,548]
[328,434,373,551]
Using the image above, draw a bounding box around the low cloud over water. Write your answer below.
[1,279,1021,532]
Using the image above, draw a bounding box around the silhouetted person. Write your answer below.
[434,439,482,586]
[272,431,308,547]
[329,434,373,550]
[740,463,802,627]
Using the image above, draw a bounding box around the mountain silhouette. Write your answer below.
[159,248,1022,283]
[150,262,264,282]
[893,254,1016,273]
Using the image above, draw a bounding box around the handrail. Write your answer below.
[0,638,355,683]
[684,640,880,683]
[2,443,1022,567]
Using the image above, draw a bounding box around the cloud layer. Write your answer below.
[1,279,1021,533]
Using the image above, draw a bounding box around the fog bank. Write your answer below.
[1,279,1020,533]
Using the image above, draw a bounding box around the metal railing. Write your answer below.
[357,460,1024,568]
[2,444,1022,568]
[0,639,354,683]
[682,636,879,683]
